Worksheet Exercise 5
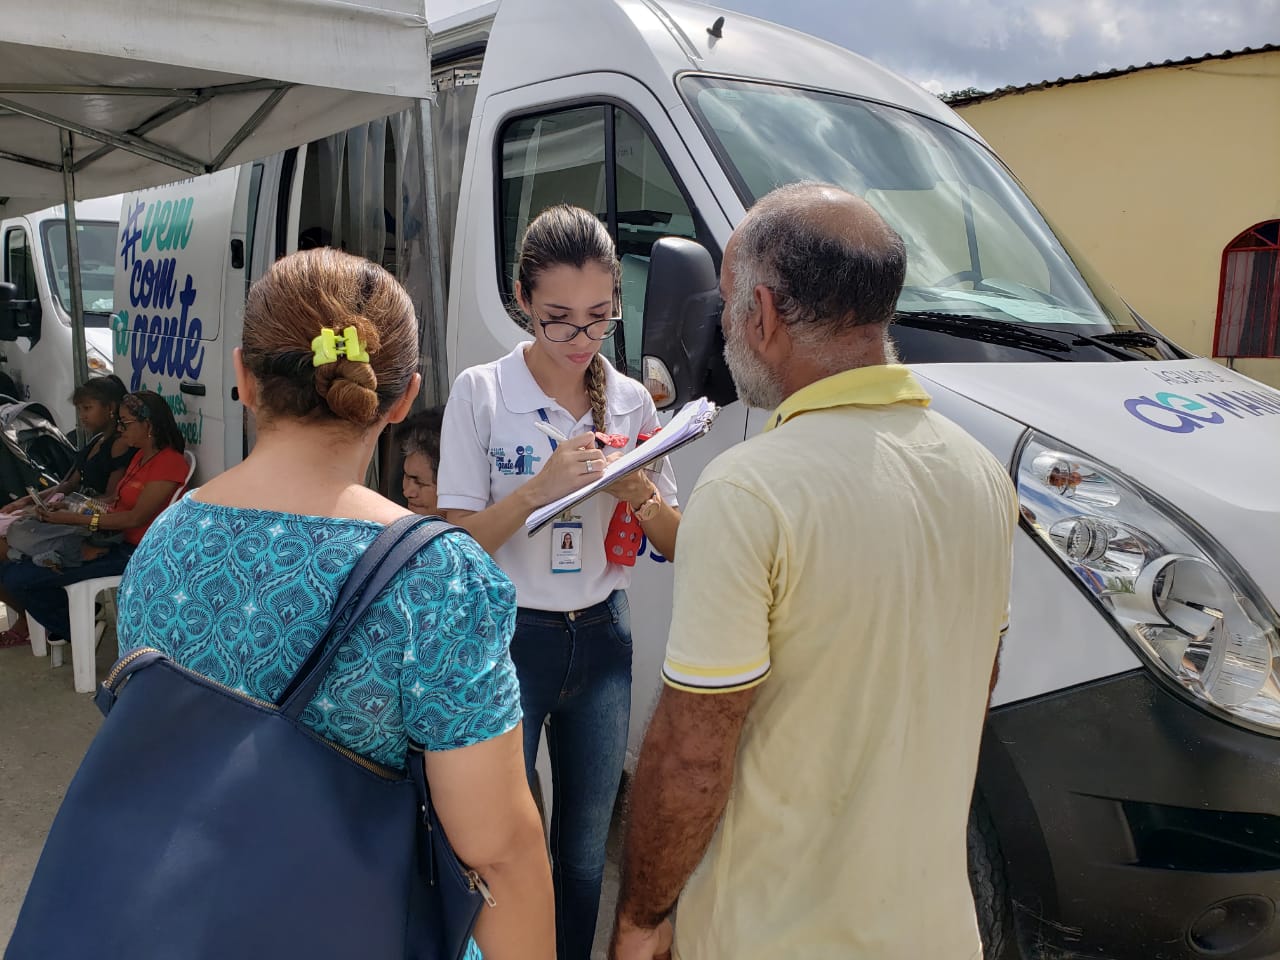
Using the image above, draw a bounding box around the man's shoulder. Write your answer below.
[689,433,785,511]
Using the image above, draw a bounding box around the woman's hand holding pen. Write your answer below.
[525,433,607,506]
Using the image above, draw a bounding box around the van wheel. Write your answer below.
[968,791,1018,959]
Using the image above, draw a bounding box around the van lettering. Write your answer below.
[1199,392,1249,419]
[1240,390,1280,415]
[129,257,178,310]
[125,274,206,390]
[1124,395,1207,433]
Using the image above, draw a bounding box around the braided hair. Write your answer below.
[513,204,621,434]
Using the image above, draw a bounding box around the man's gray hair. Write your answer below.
[730,183,907,347]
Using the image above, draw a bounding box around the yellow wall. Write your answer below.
[956,51,1280,387]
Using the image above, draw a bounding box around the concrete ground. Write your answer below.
[0,617,622,958]
[0,620,115,950]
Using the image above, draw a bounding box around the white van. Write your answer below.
[114,1,1280,957]
[0,197,120,430]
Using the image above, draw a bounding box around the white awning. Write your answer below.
[0,0,432,216]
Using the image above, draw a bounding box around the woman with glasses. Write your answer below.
[0,391,187,645]
[437,203,681,960]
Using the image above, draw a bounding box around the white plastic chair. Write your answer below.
[50,449,199,692]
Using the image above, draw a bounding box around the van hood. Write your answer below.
[915,359,1280,610]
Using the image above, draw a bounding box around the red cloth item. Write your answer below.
[115,448,189,545]
[605,501,642,566]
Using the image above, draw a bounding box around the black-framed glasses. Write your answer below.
[116,417,141,428]
[535,313,620,343]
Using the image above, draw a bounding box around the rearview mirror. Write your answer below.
[640,238,723,410]
[0,282,42,345]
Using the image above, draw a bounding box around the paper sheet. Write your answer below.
[526,397,718,536]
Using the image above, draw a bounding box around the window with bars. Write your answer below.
[1214,221,1280,359]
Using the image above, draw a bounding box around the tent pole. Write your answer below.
[60,130,90,392]
[415,98,448,407]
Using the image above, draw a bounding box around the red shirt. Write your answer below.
[114,447,189,545]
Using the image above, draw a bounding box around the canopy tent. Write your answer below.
[0,0,433,386]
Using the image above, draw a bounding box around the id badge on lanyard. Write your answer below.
[539,407,584,574]
[551,518,583,573]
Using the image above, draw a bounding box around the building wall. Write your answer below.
[955,51,1280,388]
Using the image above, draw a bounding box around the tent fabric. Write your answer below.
[0,0,432,215]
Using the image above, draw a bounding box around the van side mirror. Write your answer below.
[0,282,42,345]
[0,281,42,345]
[640,238,723,410]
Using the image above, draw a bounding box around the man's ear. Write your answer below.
[232,348,259,412]
[754,285,791,358]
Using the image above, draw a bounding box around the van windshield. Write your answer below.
[681,76,1173,360]
[41,220,117,326]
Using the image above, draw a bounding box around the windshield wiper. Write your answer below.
[1068,329,1162,359]
[893,311,1071,360]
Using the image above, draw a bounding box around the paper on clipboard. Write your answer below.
[526,397,718,536]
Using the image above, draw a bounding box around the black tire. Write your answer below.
[968,791,1018,959]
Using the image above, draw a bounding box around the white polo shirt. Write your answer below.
[437,343,678,612]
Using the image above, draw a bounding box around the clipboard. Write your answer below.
[526,397,718,537]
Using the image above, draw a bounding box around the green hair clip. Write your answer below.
[311,326,371,367]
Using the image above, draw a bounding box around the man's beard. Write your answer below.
[723,306,787,411]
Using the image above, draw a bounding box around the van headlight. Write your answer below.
[86,344,112,374]
[1016,433,1280,732]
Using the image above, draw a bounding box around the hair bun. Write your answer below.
[314,315,382,425]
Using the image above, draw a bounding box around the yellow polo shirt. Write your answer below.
[663,365,1017,960]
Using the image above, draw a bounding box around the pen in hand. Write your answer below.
[533,420,570,443]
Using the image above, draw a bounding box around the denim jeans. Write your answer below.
[510,590,632,960]
[0,545,134,638]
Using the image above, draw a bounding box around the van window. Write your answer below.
[41,221,117,324]
[682,76,1143,333]
[499,104,701,377]
[4,228,36,300]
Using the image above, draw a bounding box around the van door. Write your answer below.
[113,171,239,482]
[452,73,744,752]
[1,223,38,400]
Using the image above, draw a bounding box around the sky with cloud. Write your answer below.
[710,0,1278,94]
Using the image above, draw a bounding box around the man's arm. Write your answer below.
[612,684,757,948]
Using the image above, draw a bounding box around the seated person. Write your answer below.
[398,407,443,516]
[0,375,135,647]
[0,391,189,644]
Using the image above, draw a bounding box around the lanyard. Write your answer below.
[536,408,558,452]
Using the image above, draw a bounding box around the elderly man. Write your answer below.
[611,183,1017,960]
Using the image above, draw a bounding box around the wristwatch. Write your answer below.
[631,488,662,522]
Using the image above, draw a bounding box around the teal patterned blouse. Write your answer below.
[117,495,522,770]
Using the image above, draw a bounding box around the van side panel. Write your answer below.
[113,172,238,482]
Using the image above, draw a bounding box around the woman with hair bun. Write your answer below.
[437,204,681,960]
[114,248,553,960]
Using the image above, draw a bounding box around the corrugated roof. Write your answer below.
[945,44,1280,106]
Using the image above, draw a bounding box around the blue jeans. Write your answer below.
[0,545,134,638]
[510,590,632,960]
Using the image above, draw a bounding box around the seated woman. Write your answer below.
[0,374,135,647]
[0,391,188,643]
